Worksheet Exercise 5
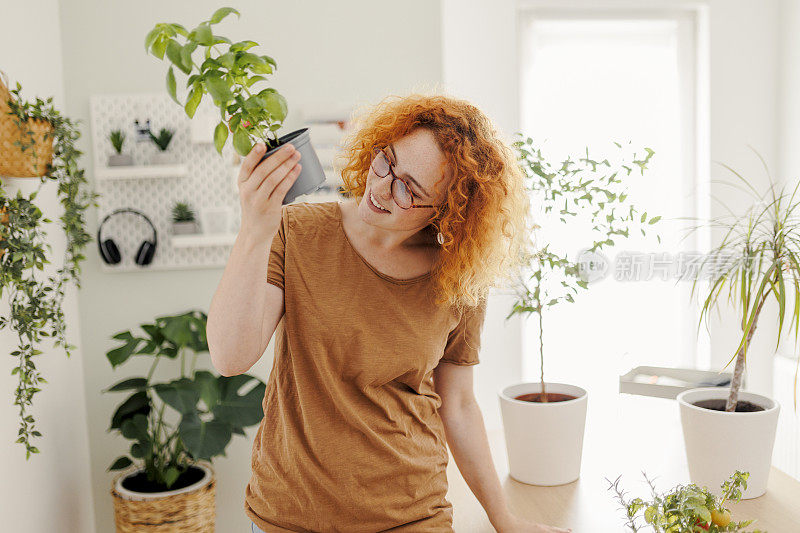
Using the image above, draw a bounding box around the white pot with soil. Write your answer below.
[677,387,780,499]
[498,382,588,486]
[111,462,216,532]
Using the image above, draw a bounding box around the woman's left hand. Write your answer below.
[496,514,572,533]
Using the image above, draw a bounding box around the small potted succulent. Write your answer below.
[108,129,133,166]
[145,6,326,203]
[607,470,763,532]
[105,309,266,532]
[502,136,659,486]
[171,201,199,235]
[148,127,176,164]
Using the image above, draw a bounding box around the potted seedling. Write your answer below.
[148,127,176,164]
[607,471,763,532]
[105,309,265,532]
[145,6,326,204]
[171,201,199,235]
[678,152,792,499]
[108,129,133,166]
[501,136,660,485]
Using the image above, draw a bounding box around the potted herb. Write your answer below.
[501,136,659,485]
[148,127,176,164]
[145,6,326,204]
[1,73,99,458]
[105,309,265,532]
[108,129,133,166]
[607,470,763,532]
[678,154,790,499]
[170,201,199,234]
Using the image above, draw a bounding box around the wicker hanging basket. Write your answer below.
[111,463,216,533]
[0,70,55,178]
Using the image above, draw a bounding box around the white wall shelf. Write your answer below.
[170,232,237,248]
[96,164,187,181]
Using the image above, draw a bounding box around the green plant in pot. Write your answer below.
[171,201,199,235]
[105,309,265,531]
[607,470,763,532]
[677,151,793,499]
[145,6,326,204]
[1,73,99,458]
[498,136,659,486]
[108,129,133,166]
[148,127,176,165]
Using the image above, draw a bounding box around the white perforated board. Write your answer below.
[89,92,346,273]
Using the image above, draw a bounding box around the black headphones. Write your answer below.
[97,208,158,266]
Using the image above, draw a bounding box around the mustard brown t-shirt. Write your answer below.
[245,201,487,532]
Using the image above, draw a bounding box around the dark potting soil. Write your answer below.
[121,465,205,494]
[693,399,765,413]
[514,392,577,403]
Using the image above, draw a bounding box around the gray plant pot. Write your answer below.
[259,128,326,204]
[150,151,176,165]
[108,153,133,166]
[171,221,199,235]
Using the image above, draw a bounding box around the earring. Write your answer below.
[436,232,445,245]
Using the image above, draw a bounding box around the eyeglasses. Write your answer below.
[370,146,436,209]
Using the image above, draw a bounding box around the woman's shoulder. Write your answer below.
[283,200,340,237]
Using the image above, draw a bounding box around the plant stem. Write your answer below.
[726,293,768,411]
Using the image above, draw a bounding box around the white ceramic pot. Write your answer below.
[171,221,199,235]
[108,153,133,166]
[114,462,213,501]
[677,387,780,499]
[498,382,588,486]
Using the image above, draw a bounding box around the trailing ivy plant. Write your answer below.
[607,470,763,532]
[105,310,266,489]
[145,6,288,157]
[1,80,100,458]
[507,136,660,400]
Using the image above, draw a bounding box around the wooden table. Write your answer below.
[445,392,800,532]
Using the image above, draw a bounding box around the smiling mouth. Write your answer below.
[368,191,391,212]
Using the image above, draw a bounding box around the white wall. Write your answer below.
[0,1,96,531]
[56,1,442,531]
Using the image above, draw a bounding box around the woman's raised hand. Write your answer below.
[237,141,302,242]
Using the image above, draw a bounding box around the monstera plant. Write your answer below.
[105,309,265,491]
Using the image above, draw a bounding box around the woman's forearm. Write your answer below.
[207,230,280,376]
[440,399,515,531]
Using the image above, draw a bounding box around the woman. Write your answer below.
[207,93,571,533]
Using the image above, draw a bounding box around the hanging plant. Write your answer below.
[0,75,100,458]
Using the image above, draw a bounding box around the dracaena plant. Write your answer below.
[507,136,660,400]
[144,6,287,158]
[607,471,763,532]
[105,309,265,489]
[687,150,800,411]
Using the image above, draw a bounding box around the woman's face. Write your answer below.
[357,128,451,232]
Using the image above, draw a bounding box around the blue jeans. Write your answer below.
[251,522,266,533]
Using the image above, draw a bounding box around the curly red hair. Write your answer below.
[336,91,532,311]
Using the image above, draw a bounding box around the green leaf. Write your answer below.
[120,413,151,442]
[204,75,233,105]
[109,456,133,471]
[178,417,232,460]
[107,378,148,392]
[232,127,252,156]
[154,378,200,415]
[106,332,142,367]
[195,370,220,409]
[260,91,288,123]
[151,36,167,59]
[166,66,178,105]
[184,87,202,119]
[212,374,266,428]
[110,391,151,430]
[166,39,190,75]
[214,121,229,155]
[164,466,181,488]
[648,215,661,224]
[230,40,259,53]
[210,7,240,24]
[144,28,160,53]
[193,23,213,46]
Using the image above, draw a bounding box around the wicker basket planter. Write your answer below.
[0,71,55,178]
[111,462,216,532]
